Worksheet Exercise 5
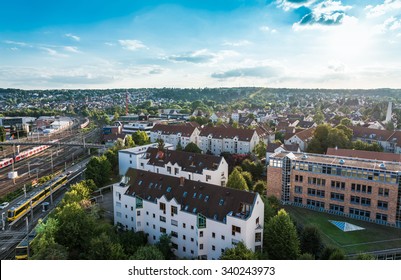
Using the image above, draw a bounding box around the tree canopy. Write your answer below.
[219,242,256,260]
[227,168,248,191]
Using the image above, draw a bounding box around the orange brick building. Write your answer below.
[267,152,401,227]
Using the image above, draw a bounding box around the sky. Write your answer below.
[1,0,401,89]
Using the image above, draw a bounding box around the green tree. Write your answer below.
[227,168,248,191]
[335,124,353,141]
[55,202,97,258]
[184,142,202,154]
[298,253,315,260]
[124,135,135,148]
[253,180,266,196]
[176,141,183,151]
[131,245,165,260]
[87,232,127,260]
[219,242,256,260]
[300,225,323,258]
[118,231,147,256]
[241,171,253,190]
[85,156,112,187]
[340,118,352,127]
[0,126,5,142]
[320,246,346,260]
[264,209,300,260]
[30,218,68,260]
[156,234,174,260]
[307,124,351,154]
[313,110,324,125]
[253,140,267,159]
[356,254,375,260]
[157,138,165,150]
[132,131,150,146]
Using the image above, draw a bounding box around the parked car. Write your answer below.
[0,202,9,210]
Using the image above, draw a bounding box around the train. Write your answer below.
[0,140,58,170]
[7,174,68,223]
[15,227,37,260]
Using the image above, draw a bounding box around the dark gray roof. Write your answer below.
[124,169,257,222]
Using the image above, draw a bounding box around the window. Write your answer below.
[294,196,303,204]
[171,219,178,227]
[349,208,370,218]
[330,192,344,201]
[329,204,344,213]
[212,232,215,238]
[183,223,186,228]
[199,231,203,237]
[197,214,206,229]
[191,238,194,242]
[232,225,241,235]
[183,246,186,252]
[183,235,186,240]
[153,213,156,218]
[160,227,166,233]
[378,188,389,197]
[255,232,262,242]
[131,206,134,211]
[294,186,303,194]
[167,166,171,173]
[212,245,216,251]
[137,211,141,216]
[377,200,388,210]
[153,225,156,229]
[199,244,204,250]
[221,235,225,240]
[331,181,345,190]
[295,175,303,182]
[174,168,179,175]
[116,202,121,208]
[171,231,178,238]
[160,202,166,214]
[376,213,388,221]
[171,205,178,216]
[116,212,122,218]
[191,225,194,230]
[307,199,325,208]
[160,216,166,223]
[206,175,211,182]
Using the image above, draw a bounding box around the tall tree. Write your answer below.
[300,225,323,258]
[131,245,165,260]
[219,242,256,260]
[227,168,248,191]
[264,209,300,260]
[132,131,150,146]
[253,180,266,196]
[253,140,267,159]
[184,142,202,154]
[85,156,112,187]
[0,126,5,142]
[124,135,135,148]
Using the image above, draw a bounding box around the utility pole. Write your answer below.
[50,151,54,173]
[28,162,31,177]
[23,184,27,198]
[1,212,5,231]
[30,200,33,221]
[50,184,53,205]
[25,217,29,233]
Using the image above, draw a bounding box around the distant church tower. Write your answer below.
[385,102,392,124]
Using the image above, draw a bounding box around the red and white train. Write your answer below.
[0,140,58,170]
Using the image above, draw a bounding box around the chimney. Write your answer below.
[179,177,185,186]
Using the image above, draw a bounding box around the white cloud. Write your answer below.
[365,0,401,18]
[64,46,80,53]
[259,25,270,32]
[40,47,68,58]
[4,40,29,47]
[276,0,317,11]
[222,40,251,47]
[65,33,80,42]
[118,39,146,51]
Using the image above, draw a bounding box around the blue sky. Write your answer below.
[1,0,401,89]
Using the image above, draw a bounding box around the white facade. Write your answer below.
[137,153,228,187]
[198,132,259,156]
[118,143,175,176]
[122,122,155,135]
[113,177,264,260]
[150,128,200,148]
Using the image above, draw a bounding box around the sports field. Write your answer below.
[284,205,401,255]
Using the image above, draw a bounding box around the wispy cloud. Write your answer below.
[168,49,216,64]
[40,47,68,58]
[222,40,252,47]
[4,40,29,47]
[63,46,80,53]
[211,65,282,79]
[118,39,146,51]
[365,0,401,18]
[65,33,80,41]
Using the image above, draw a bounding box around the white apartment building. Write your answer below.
[122,121,155,135]
[136,147,228,187]
[150,123,200,149]
[118,143,174,176]
[198,126,260,155]
[113,169,264,260]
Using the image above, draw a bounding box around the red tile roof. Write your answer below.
[151,123,198,137]
[199,126,256,141]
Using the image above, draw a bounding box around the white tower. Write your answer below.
[385,102,392,124]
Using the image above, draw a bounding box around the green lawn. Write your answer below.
[284,205,401,255]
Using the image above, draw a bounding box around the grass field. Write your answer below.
[284,205,401,255]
